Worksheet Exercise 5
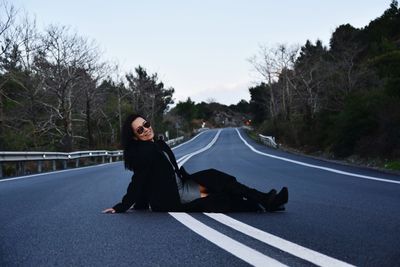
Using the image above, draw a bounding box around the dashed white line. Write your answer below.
[235,128,400,185]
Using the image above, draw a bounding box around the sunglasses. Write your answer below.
[135,121,151,135]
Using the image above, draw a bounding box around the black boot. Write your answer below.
[225,180,278,211]
[256,189,280,211]
[267,187,288,212]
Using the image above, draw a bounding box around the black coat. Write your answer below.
[112,139,261,213]
[113,139,182,212]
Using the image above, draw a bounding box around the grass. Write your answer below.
[384,160,400,171]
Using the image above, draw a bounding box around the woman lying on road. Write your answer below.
[103,114,288,214]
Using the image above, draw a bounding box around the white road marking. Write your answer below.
[236,128,400,185]
[177,130,221,166]
[173,128,356,266]
[169,212,287,267]
[171,130,209,150]
[172,129,290,266]
[204,213,355,267]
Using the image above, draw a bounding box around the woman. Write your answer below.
[103,114,288,213]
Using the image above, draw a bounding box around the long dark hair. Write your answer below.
[121,113,146,170]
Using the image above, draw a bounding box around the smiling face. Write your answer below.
[131,117,154,142]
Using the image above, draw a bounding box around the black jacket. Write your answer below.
[113,140,183,212]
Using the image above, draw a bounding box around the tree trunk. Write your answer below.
[86,97,93,149]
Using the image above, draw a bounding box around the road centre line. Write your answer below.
[236,128,400,185]
[173,129,289,266]
[177,130,221,166]
[174,129,354,266]
[171,130,208,150]
[204,213,355,267]
[169,212,287,267]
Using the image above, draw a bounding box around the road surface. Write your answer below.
[1,128,399,266]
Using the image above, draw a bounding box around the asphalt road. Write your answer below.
[1,128,399,266]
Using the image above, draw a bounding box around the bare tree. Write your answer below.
[249,44,299,120]
[35,25,101,151]
[0,1,17,149]
[0,0,17,58]
[290,40,328,120]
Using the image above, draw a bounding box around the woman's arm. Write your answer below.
[105,143,157,213]
[111,174,138,212]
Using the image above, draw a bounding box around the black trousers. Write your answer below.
[180,169,262,212]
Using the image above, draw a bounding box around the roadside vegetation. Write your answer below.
[246,1,400,171]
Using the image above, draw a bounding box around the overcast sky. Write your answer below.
[11,0,391,105]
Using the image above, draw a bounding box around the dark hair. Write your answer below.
[121,113,146,170]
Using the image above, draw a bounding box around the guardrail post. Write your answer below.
[75,159,79,168]
[38,161,43,173]
[0,163,3,178]
[109,156,112,163]
[15,162,19,176]
[52,160,56,171]
[102,156,105,164]
[63,160,67,169]
[16,162,25,176]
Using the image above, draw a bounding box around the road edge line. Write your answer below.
[235,128,400,185]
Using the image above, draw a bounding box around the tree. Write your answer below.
[0,1,17,149]
[229,99,250,114]
[292,40,328,121]
[34,25,101,151]
[175,97,197,130]
[125,66,174,129]
[249,44,299,121]
[249,83,270,124]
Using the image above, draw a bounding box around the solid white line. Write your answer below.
[169,212,287,267]
[173,129,350,266]
[172,130,209,150]
[204,213,355,267]
[235,128,400,185]
[0,161,121,183]
[177,130,221,166]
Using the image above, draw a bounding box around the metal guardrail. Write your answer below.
[0,136,185,178]
[0,150,123,178]
[0,150,123,162]
[166,136,184,146]
[259,134,279,149]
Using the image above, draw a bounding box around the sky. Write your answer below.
[10,0,391,106]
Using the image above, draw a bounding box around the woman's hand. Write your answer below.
[102,208,116,214]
